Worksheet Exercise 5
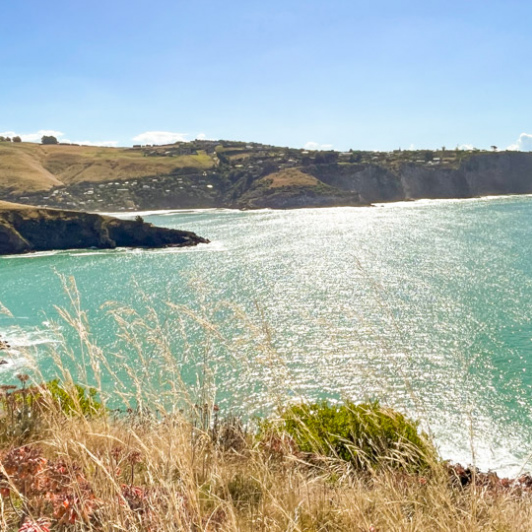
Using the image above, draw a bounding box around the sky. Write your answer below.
[2,0,532,151]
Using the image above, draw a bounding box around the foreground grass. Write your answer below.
[1,386,532,532]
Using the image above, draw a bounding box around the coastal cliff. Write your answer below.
[0,201,208,255]
[3,140,532,210]
[309,152,532,203]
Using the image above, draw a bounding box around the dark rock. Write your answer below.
[0,202,209,255]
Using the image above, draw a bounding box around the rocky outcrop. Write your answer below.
[0,202,209,255]
[247,191,361,209]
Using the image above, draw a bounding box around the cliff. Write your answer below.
[2,140,532,210]
[0,201,209,255]
[310,152,532,203]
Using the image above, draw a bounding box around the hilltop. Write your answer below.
[2,139,532,210]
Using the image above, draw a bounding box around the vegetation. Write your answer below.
[274,400,434,471]
[0,141,214,195]
[44,379,102,417]
[260,168,321,188]
[41,136,58,145]
[0,380,531,531]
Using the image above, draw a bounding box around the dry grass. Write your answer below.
[0,142,215,194]
[262,169,321,189]
[2,404,532,532]
[0,201,34,211]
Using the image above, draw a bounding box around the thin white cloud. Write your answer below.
[507,133,532,151]
[458,144,475,150]
[196,133,209,140]
[63,139,119,147]
[0,130,118,146]
[304,141,334,151]
[133,131,189,145]
[0,129,65,142]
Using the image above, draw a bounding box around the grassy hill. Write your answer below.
[1,140,530,211]
[0,140,358,210]
[0,142,214,194]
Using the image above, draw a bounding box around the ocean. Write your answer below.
[2,195,532,475]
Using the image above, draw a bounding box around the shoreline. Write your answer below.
[95,191,532,219]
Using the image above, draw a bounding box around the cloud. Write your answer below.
[507,133,532,151]
[0,130,118,147]
[132,131,189,145]
[457,144,475,150]
[304,141,334,151]
[63,139,119,147]
[0,129,65,142]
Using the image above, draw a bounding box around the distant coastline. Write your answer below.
[3,139,532,212]
[98,191,532,220]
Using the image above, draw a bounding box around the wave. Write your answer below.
[1,250,63,260]
[133,241,226,254]
[1,241,220,260]
[0,324,58,373]
[373,193,532,209]
[1,325,58,349]
[98,207,246,218]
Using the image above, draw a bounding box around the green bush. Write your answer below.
[45,379,103,417]
[0,379,102,443]
[277,401,434,471]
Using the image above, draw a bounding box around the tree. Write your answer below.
[350,152,362,163]
[314,151,338,164]
[41,135,58,145]
[491,145,498,152]
[12,136,21,143]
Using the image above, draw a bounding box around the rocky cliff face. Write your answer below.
[309,152,532,204]
[0,202,208,255]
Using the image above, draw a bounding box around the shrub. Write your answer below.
[41,135,58,145]
[277,401,434,471]
[45,379,103,417]
[0,379,103,443]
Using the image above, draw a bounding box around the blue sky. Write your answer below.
[2,0,532,151]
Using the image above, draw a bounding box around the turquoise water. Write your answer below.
[2,196,532,474]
